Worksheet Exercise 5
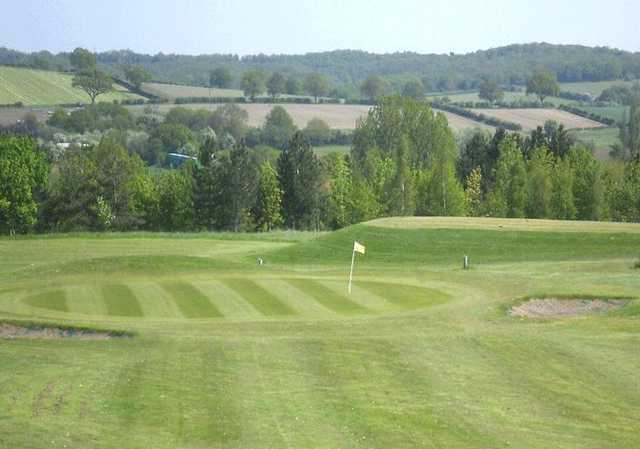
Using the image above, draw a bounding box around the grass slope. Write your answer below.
[0,218,638,448]
[0,66,142,106]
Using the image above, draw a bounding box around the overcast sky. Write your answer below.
[2,0,638,55]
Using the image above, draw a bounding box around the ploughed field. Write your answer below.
[1,218,639,449]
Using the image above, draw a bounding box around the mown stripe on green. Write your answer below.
[358,281,450,310]
[160,282,222,318]
[286,279,367,315]
[22,290,68,312]
[102,284,144,317]
[222,279,296,316]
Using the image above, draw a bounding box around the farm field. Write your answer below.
[569,127,621,156]
[313,144,350,156]
[578,105,630,124]
[427,90,577,106]
[474,108,603,131]
[141,82,245,99]
[141,82,320,102]
[130,102,490,131]
[560,79,639,97]
[0,66,142,106]
[1,217,639,449]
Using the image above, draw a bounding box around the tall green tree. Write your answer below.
[72,69,113,104]
[324,154,354,228]
[304,73,329,103]
[465,167,483,217]
[277,132,321,230]
[262,106,297,149]
[267,72,286,99]
[253,162,283,231]
[478,79,504,104]
[486,137,528,217]
[219,141,257,231]
[360,75,387,101]
[209,67,233,89]
[241,70,265,101]
[567,146,604,220]
[526,147,554,218]
[285,76,302,95]
[69,47,96,71]
[526,70,560,103]
[550,157,576,219]
[401,79,425,100]
[124,65,152,89]
[0,135,48,234]
[156,169,195,231]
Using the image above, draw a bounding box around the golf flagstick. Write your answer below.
[348,241,365,294]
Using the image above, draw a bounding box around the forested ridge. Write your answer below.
[2,43,639,96]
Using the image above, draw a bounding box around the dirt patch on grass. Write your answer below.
[510,298,628,317]
[0,323,130,340]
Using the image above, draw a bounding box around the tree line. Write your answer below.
[2,43,639,100]
[2,95,640,235]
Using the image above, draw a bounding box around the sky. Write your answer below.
[2,0,639,56]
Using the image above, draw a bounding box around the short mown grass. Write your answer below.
[0,217,638,449]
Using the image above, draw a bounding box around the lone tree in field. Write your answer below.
[124,65,152,90]
[267,72,286,100]
[478,79,504,104]
[304,73,329,103]
[360,75,387,101]
[69,47,96,71]
[72,69,113,104]
[209,67,233,89]
[526,70,560,103]
[241,70,265,101]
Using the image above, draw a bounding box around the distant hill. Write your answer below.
[0,66,143,106]
[1,43,639,98]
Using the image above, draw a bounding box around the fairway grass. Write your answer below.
[0,218,639,448]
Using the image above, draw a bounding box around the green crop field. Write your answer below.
[569,127,622,156]
[313,144,350,157]
[1,218,639,449]
[0,66,143,106]
[578,105,630,124]
[560,80,638,97]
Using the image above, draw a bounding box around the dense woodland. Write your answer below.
[2,43,640,98]
[2,92,640,234]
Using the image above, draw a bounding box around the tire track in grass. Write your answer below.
[22,290,68,312]
[222,279,296,316]
[160,281,222,318]
[358,281,450,310]
[286,278,367,315]
[102,284,143,317]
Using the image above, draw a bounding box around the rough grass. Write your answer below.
[0,218,639,448]
[0,66,142,105]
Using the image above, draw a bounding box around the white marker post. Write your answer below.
[348,241,366,294]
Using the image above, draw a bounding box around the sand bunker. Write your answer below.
[0,323,130,340]
[510,298,628,318]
